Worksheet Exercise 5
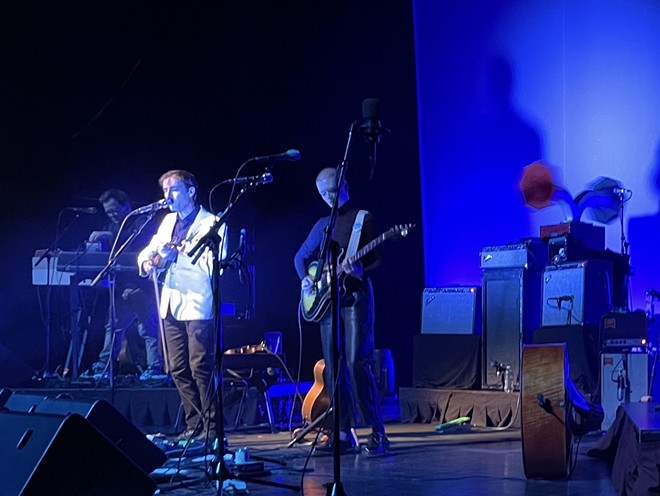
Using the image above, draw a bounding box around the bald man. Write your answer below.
[294,167,389,456]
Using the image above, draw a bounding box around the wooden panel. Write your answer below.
[521,344,570,479]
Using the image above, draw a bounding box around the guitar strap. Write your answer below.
[345,209,368,260]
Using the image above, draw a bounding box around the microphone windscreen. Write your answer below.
[362,98,381,120]
[286,149,301,161]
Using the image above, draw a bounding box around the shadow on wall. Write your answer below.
[465,55,542,242]
[438,55,543,285]
[627,139,660,311]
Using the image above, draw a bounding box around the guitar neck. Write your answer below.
[345,232,390,266]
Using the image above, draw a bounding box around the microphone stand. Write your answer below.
[314,121,358,496]
[89,211,157,400]
[34,213,83,379]
[617,190,631,310]
[187,182,299,495]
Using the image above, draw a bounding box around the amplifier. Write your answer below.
[480,239,547,269]
[541,260,612,327]
[601,310,648,341]
[540,221,605,250]
[602,338,646,350]
[421,287,481,334]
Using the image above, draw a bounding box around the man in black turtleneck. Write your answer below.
[294,167,389,456]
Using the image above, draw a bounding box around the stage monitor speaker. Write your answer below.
[482,267,543,390]
[532,325,599,401]
[521,344,570,480]
[0,411,155,496]
[421,287,481,334]
[600,352,649,431]
[541,260,612,327]
[0,392,166,474]
[413,334,481,389]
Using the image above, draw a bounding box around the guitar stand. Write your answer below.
[286,408,333,448]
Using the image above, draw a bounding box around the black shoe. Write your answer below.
[312,430,360,456]
[364,431,390,456]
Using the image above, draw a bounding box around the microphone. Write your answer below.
[134,199,172,214]
[252,149,301,162]
[358,98,384,178]
[230,173,274,185]
[359,98,382,144]
[65,207,98,214]
[239,228,247,257]
[238,228,247,284]
[613,186,631,194]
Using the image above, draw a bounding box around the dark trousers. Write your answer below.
[319,279,384,434]
[163,312,216,434]
[99,286,163,372]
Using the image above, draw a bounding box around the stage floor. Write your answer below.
[157,423,616,496]
[3,385,618,495]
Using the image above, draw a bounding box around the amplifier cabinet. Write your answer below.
[542,260,612,327]
[601,352,648,431]
[481,265,543,390]
[421,287,481,334]
[480,240,548,270]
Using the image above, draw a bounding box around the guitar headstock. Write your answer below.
[389,223,415,238]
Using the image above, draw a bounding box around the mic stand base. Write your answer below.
[325,481,348,496]
[286,408,333,448]
[209,453,301,493]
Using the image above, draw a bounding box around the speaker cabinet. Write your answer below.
[521,344,570,479]
[0,392,166,474]
[600,352,649,431]
[482,267,543,390]
[541,260,612,327]
[0,411,155,496]
[421,287,481,334]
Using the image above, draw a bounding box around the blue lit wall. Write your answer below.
[414,0,660,311]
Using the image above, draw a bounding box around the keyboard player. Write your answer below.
[82,189,166,381]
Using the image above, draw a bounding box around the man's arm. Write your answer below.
[294,218,326,280]
[357,212,382,274]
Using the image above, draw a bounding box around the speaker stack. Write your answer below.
[480,240,547,390]
[0,389,165,495]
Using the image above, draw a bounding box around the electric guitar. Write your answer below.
[300,223,414,322]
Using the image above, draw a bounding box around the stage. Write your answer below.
[399,386,521,428]
[1,383,644,495]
